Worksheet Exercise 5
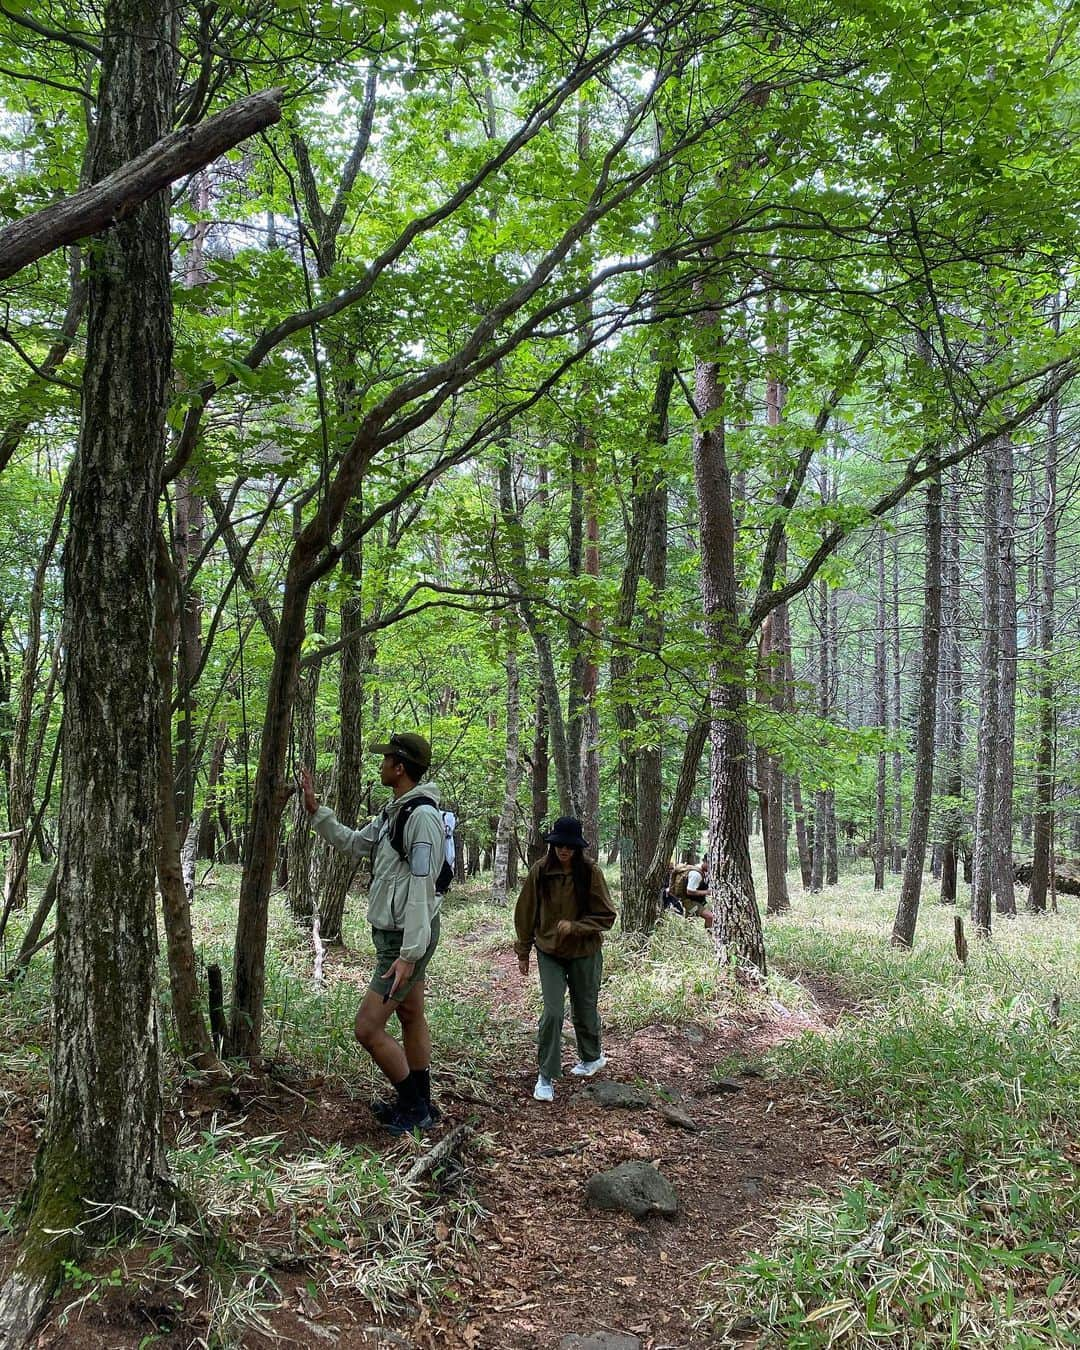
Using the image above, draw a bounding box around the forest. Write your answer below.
[0,0,1078,1346]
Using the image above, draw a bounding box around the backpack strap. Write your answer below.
[388,795,440,863]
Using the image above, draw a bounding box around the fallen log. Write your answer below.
[1013,858,1080,898]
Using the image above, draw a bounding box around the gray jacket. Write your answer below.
[311,780,445,962]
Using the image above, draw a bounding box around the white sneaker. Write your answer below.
[533,1074,554,1102]
[570,1054,607,1078]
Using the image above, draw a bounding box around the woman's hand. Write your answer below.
[517,956,529,977]
[555,918,576,938]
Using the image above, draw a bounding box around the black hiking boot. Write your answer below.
[381,1099,436,1136]
[371,1095,441,1125]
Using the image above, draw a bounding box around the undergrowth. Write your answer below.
[702,884,1080,1349]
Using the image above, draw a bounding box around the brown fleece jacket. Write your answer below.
[513,857,617,960]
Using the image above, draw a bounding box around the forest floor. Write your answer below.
[0,919,881,1350]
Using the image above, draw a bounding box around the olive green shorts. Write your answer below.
[683,898,708,919]
[369,915,440,1003]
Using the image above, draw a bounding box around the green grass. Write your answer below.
[8,855,1077,1347]
[701,877,1080,1349]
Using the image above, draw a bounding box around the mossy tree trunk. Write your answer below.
[693,308,766,975]
[0,0,176,1340]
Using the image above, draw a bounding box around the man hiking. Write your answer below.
[299,731,445,1135]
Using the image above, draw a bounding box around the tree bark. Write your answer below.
[892,470,942,947]
[992,434,1017,916]
[0,3,177,1337]
[491,621,523,905]
[693,311,765,974]
[3,479,68,913]
[153,534,221,1070]
[890,531,904,872]
[762,319,790,915]
[939,477,964,903]
[971,442,1001,938]
[1028,357,1058,912]
[873,525,888,890]
[616,361,673,932]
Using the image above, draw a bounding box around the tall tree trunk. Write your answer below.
[890,530,903,872]
[693,311,766,974]
[785,646,812,890]
[616,361,673,931]
[153,535,221,1069]
[892,471,942,947]
[319,530,372,942]
[762,317,790,914]
[940,478,963,903]
[529,684,550,865]
[491,624,523,905]
[286,603,325,925]
[197,734,227,860]
[992,434,1017,916]
[172,476,205,835]
[971,442,1001,938]
[824,580,839,886]
[0,1,176,1335]
[1028,365,1058,912]
[873,525,888,890]
[492,449,525,905]
[3,480,68,913]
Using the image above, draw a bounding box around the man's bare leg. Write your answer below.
[354,989,409,1082]
[395,979,431,1070]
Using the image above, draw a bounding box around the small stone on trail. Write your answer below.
[364,1329,413,1349]
[582,1080,651,1109]
[704,1076,743,1094]
[660,1102,700,1130]
[586,1160,679,1219]
[559,1335,642,1350]
[682,1024,706,1045]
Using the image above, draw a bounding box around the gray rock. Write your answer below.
[559,1336,642,1350]
[363,1330,413,1349]
[586,1161,679,1219]
[582,1080,651,1109]
[704,1076,744,1094]
[660,1102,700,1130]
[682,1024,706,1045]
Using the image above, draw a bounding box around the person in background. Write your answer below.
[514,817,617,1103]
[684,854,714,930]
[299,731,444,1135]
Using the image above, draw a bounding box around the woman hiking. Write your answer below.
[513,817,617,1102]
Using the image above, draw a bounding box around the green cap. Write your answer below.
[369,731,432,770]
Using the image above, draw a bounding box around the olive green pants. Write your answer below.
[535,948,603,1080]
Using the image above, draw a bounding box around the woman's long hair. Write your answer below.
[539,844,592,913]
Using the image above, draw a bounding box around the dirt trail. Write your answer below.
[3,944,874,1350]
